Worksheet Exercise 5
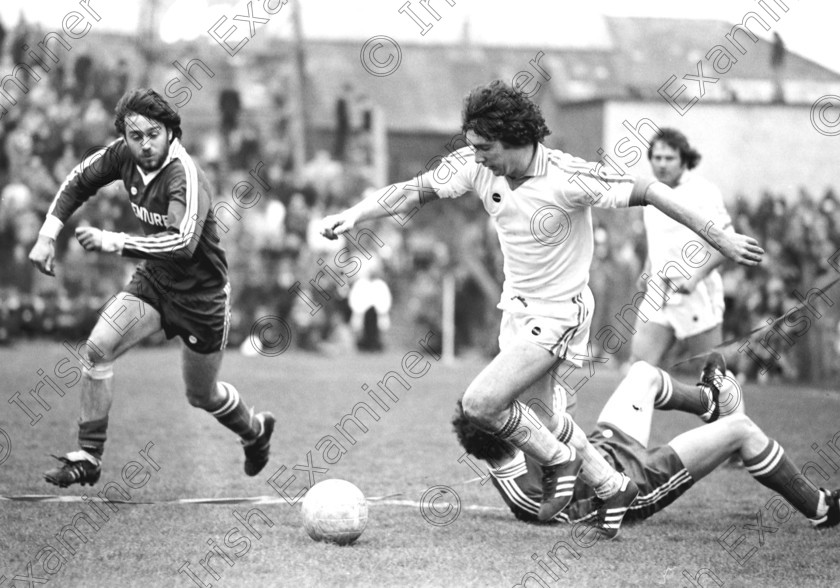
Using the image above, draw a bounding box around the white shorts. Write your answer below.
[645,281,724,340]
[498,287,594,367]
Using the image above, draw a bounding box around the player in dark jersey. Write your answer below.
[453,354,839,534]
[28,88,275,487]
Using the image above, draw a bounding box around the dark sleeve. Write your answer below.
[46,139,126,222]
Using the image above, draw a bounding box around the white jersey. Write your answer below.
[421,144,651,315]
[643,171,731,309]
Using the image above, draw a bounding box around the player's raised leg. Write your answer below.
[516,362,570,434]
[595,361,662,447]
[45,293,162,487]
[658,352,730,421]
[181,346,275,476]
[462,340,567,460]
[462,340,585,519]
[669,414,838,528]
[462,339,632,523]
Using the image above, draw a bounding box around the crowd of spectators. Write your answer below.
[721,190,840,382]
[0,17,134,344]
[1,18,838,381]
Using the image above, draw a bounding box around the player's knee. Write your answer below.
[80,333,118,364]
[461,392,496,428]
[80,346,115,380]
[187,395,212,409]
[628,360,657,383]
[185,382,219,409]
[730,413,757,435]
[186,391,212,409]
[627,361,660,398]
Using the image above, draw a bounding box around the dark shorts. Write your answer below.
[125,269,231,354]
[590,423,695,523]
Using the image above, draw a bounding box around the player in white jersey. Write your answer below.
[320,80,763,533]
[630,129,730,371]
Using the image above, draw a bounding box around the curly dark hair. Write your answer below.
[451,400,516,463]
[461,80,551,147]
[114,88,182,141]
[648,128,701,169]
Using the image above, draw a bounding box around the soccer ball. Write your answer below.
[301,479,368,545]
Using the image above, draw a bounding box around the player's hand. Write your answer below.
[28,235,57,276]
[75,226,104,252]
[719,232,764,266]
[320,210,357,240]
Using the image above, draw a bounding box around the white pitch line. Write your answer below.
[0,494,507,512]
[372,498,507,512]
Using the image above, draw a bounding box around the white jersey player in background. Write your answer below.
[630,129,731,372]
[319,80,763,535]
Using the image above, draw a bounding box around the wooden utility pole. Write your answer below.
[289,0,308,173]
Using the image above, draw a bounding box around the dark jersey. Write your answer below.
[47,138,227,293]
[488,425,693,524]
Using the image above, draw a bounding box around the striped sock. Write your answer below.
[744,439,820,518]
[208,382,260,442]
[653,370,673,408]
[654,369,714,421]
[497,401,572,466]
[553,413,621,499]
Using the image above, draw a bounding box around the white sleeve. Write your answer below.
[418,146,477,200]
[556,152,651,209]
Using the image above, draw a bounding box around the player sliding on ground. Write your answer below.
[320,80,764,534]
[28,88,275,487]
[453,353,839,533]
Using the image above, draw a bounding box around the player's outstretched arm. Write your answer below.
[29,141,124,275]
[644,182,764,266]
[320,180,441,240]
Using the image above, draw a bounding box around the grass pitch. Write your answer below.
[1,341,839,587]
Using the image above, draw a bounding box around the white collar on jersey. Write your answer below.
[136,138,180,184]
[521,143,549,178]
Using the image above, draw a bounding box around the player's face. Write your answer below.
[649,141,686,187]
[466,130,518,177]
[124,113,173,172]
